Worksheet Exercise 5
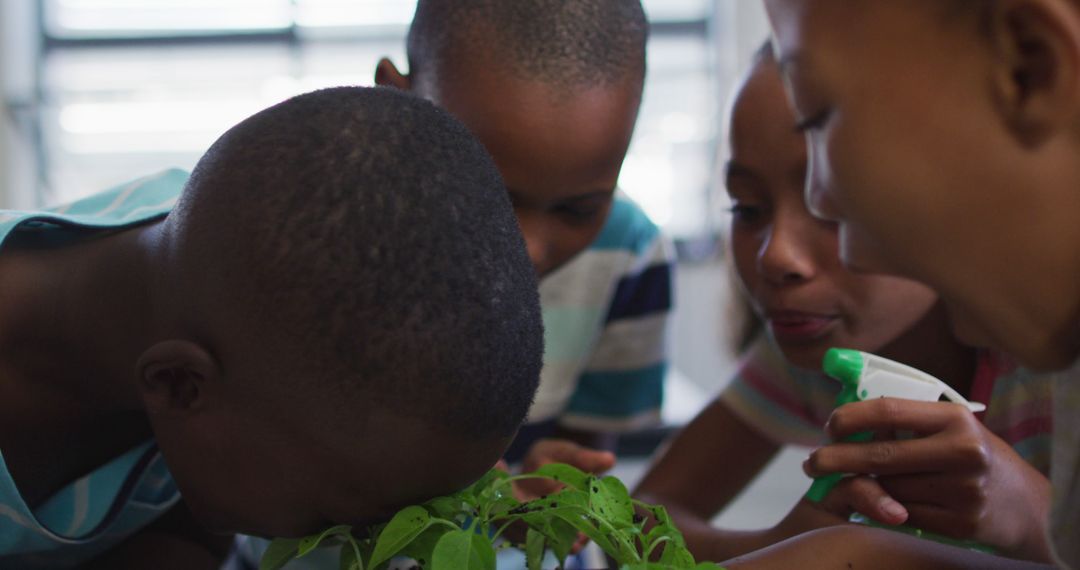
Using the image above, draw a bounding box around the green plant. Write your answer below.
[260,463,724,570]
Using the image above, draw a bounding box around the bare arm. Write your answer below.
[723,525,1056,570]
[635,398,824,561]
[85,501,232,570]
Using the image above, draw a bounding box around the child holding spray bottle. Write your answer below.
[635,42,1056,564]
[759,0,1080,567]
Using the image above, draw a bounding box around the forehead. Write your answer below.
[765,0,961,73]
[434,60,640,197]
[764,0,991,132]
[729,61,804,161]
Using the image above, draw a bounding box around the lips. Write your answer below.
[765,310,839,343]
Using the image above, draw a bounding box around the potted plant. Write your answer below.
[260,463,724,570]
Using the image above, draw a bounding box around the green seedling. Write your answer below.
[260,463,725,570]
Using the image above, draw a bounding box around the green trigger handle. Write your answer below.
[806,349,867,503]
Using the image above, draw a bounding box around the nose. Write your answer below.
[804,141,841,222]
[757,215,816,287]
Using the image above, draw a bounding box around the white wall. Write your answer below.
[0,0,38,210]
[664,0,772,399]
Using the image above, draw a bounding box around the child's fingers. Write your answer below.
[818,475,909,526]
[804,434,988,477]
[523,439,616,474]
[825,399,976,440]
[898,503,983,541]
[515,477,564,501]
[876,473,973,510]
[515,439,615,501]
[573,448,616,474]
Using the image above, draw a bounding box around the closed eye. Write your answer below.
[794,108,832,132]
[728,203,765,224]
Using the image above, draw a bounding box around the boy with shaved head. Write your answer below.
[0,86,543,569]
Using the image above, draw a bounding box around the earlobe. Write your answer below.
[375,58,412,90]
[136,340,221,415]
[988,0,1080,146]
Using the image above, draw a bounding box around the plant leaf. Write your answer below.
[657,541,695,567]
[485,493,520,518]
[548,509,620,560]
[471,532,496,570]
[398,522,455,569]
[532,463,590,491]
[339,538,364,570]
[542,516,578,564]
[512,487,588,521]
[431,529,491,570]
[525,528,545,570]
[590,475,634,529]
[646,523,685,551]
[650,504,674,528]
[425,496,466,521]
[260,538,301,570]
[646,506,685,548]
[369,506,431,569]
[296,525,353,558]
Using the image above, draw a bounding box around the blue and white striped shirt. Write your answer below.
[505,196,673,461]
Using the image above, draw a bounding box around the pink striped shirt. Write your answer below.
[720,337,1054,475]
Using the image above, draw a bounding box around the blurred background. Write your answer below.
[0,0,807,532]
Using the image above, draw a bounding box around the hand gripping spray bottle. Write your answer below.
[805,348,994,553]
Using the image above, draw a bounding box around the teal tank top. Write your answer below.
[0,170,188,567]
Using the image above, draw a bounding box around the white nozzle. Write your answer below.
[856,352,986,413]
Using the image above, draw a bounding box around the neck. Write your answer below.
[0,221,166,506]
[878,302,977,396]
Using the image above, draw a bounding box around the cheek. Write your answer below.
[821,124,885,219]
[156,419,300,535]
[729,228,764,298]
[843,275,938,347]
[941,299,996,349]
[154,437,235,532]
[547,216,609,270]
[820,123,927,275]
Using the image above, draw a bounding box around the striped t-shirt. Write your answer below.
[720,336,1054,475]
[505,196,673,461]
[0,170,185,568]
[1050,357,1080,569]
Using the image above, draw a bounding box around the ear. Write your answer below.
[987,0,1080,146]
[375,58,412,90]
[135,340,222,416]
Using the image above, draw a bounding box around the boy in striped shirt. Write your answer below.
[376,0,673,476]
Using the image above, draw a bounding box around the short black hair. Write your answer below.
[170,86,543,439]
[407,0,648,89]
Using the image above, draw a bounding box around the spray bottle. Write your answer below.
[805,348,994,553]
